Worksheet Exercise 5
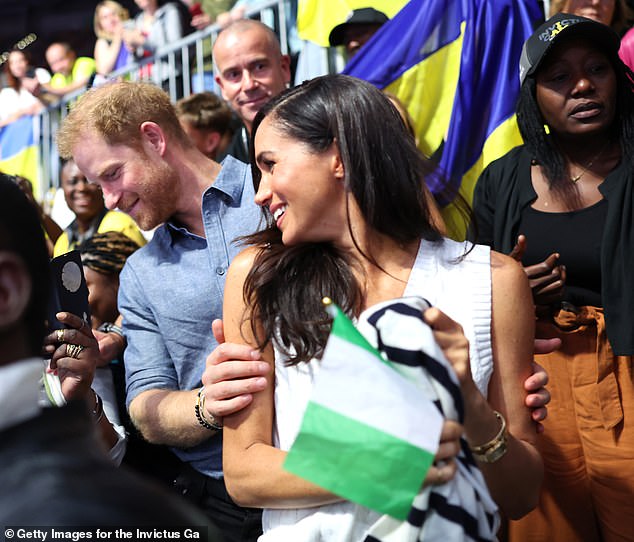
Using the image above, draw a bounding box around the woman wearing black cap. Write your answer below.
[472,13,634,541]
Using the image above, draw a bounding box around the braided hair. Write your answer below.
[79,231,140,276]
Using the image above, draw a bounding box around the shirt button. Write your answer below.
[216,267,225,275]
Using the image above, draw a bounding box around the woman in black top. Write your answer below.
[473,13,634,542]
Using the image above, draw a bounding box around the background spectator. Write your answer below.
[93,0,132,79]
[175,92,234,160]
[123,0,185,94]
[212,19,291,161]
[24,42,96,100]
[328,7,388,60]
[473,14,634,541]
[0,48,50,127]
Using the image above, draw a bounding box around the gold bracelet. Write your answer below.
[195,387,222,431]
[469,410,509,464]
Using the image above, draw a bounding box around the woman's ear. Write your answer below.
[333,151,345,181]
[0,253,31,331]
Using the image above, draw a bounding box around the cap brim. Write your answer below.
[329,23,347,47]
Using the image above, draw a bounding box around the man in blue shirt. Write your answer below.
[56,81,267,542]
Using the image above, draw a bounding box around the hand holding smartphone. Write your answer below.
[48,250,91,331]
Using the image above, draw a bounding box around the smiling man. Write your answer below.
[56,81,266,542]
[213,19,291,161]
[53,158,146,257]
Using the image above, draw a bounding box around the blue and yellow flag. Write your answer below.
[0,115,40,199]
[344,0,542,237]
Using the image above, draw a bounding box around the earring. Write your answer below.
[543,124,550,135]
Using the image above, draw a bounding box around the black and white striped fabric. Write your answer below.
[355,296,499,542]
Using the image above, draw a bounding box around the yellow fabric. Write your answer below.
[53,210,146,257]
[297,0,408,47]
[441,114,524,241]
[0,143,40,200]
[385,24,464,159]
[50,57,96,89]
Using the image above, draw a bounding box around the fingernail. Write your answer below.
[250,350,261,360]
[255,377,267,387]
[257,362,269,372]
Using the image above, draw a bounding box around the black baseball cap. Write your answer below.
[519,12,621,85]
[328,8,389,47]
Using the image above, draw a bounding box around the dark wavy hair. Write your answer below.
[0,174,50,356]
[517,36,634,203]
[240,74,445,364]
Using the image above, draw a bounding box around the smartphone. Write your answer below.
[48,250,91,330]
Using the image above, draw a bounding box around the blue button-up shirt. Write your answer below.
[118,156,262,477]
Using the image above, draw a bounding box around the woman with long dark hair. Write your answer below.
[219,74,542,540]
[473,13,634,541]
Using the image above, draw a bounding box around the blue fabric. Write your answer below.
[344,0,542,206]
[118,156,261,477]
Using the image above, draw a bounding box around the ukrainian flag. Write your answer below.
[0,115,40,199]
[344,0,542,238]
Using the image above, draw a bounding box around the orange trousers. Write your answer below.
[508,306,634,542]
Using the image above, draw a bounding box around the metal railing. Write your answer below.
[34,0,333,199]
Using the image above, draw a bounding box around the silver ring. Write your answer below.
[56,329,65,343]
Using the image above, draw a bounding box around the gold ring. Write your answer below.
[66,344,84,359]
[56,329,64,343]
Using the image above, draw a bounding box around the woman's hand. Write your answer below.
[510,235,566,307]
[43,311,99,402]
[424,307,476,394]
[423,420,461,487]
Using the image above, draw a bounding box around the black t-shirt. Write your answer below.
[518,199,608,307]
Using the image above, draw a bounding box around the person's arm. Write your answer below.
[94,36,123,75]
[221,248,463,508]
[119,258,265,448]
[221,247,341,508]
[43,311,122,452]
[39,79,90,97]
[463,251,542,519]
[118,261,211,447]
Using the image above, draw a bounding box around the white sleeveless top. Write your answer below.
[260,239,493,542]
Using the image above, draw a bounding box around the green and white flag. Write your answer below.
[284,301,443,520]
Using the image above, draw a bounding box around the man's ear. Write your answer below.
[205,131,222,156]
[0,253,31,331]
[140,121,167,156]
[215,74,227,99]
[281,54,291,85]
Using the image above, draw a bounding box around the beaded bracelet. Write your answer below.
[195,387,223,431]
[469,410,509,464]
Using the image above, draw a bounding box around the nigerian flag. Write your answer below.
[284,300,443,520]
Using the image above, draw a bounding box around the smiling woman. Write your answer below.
[472,13,634,541]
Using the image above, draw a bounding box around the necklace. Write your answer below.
[569,142,610,183]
